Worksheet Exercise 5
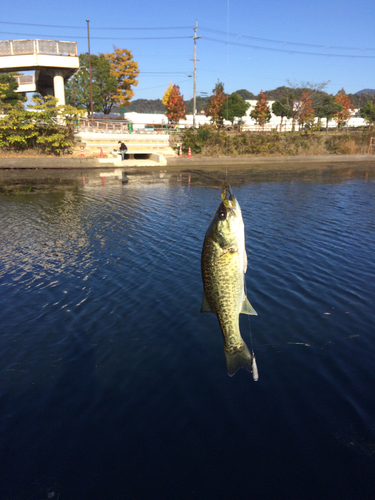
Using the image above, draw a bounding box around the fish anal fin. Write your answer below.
[200,292,213,313]
[241,296,258,316]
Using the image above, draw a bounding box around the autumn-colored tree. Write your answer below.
[104,47,140,107]
[297,90,315,128]
[164,85,186,123]
[274,80,329,131]
[206,81,227,126]
[250,91,271,127]
[334,89,354,128]
[162,83,173,107]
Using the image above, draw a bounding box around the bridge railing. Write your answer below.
[14,74,35,85]
[0,39,78,57]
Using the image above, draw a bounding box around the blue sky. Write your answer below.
[1,0,374,102]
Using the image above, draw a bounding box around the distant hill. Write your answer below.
[235,89,256,100]
[119,86,375,114]
[355,89,375,95]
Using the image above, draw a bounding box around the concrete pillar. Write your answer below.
[53,70,65,106]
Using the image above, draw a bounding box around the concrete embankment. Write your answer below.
[0,155,374,192]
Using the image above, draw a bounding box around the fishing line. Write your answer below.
[225,0,230,181]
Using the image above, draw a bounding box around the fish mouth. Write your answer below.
[221,181,238,210]
[220,181,239,218]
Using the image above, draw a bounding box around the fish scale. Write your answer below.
[201,182,258,377]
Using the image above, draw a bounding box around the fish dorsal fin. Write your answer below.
[241,296,258,316]
[200,292,213,313]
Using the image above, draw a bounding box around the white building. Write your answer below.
[122,101,366,131]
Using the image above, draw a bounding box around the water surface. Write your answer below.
[1,168,375,499]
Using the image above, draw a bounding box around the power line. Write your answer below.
[202,36,375,59]
[200,26,375,52]
[0,31,192,40]
[0,21,193,30]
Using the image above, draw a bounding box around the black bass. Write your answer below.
[201,181,258,378]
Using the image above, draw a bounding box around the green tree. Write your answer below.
[65,53,118,115]
[0,95,84,154]
[272,98,292,130]
[360,101,375,126]
[206,80,227,126]
[222,92,250,125]
[93,54,118,115]
[65,54,104,114]
[0,73,26,108]
[250,91,271,127]
[315,95,343,133]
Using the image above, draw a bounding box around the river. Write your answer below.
[1,166,375,499]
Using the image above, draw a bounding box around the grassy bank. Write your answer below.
[173,128,373,157]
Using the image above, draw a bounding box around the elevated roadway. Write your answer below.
[0,39,79,104]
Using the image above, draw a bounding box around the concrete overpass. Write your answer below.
[0,39,79,105]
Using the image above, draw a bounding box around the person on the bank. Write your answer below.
[118,141,128,161]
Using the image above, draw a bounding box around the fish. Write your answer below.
[201,180,258,378]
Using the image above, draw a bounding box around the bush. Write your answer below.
[0,95,85,155]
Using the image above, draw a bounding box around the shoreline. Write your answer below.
[0,154,374,192]
[0,153,374,170]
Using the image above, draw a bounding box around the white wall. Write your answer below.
[123,105,367,131]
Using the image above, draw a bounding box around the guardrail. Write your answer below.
[0,39,77,57]
[14,74,35,85]
[78,119,181,134]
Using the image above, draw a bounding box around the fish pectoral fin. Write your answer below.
[241,296,258,316]
[200,292,214,313]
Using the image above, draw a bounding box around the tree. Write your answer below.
[0,73,26,108]
[250,91,271,127]
[65,49,139,116]
[0,95,84,154]
[65,53,107,115]
[315,95,343,133]
[360,101,375,126]
[274,80,329,131]
[334,89,354,128]
[272,98,292,130]
[223,92,250,125]
[104,47,140,107]
[164,84,186,124]
[297,90,315,128]
[206,80,227,126]
[93,54,118,115]
[162,83,173,108]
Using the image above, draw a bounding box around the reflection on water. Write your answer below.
[1,169,375,499]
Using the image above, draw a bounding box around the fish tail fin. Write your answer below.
[224,340,252,377]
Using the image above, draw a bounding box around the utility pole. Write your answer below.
[73,77,76,107]
[86,20,94,118]
[192,20,200,128]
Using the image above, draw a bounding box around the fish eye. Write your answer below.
[219,210,226,221]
